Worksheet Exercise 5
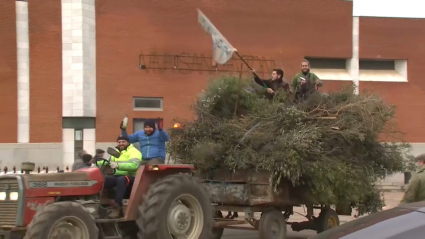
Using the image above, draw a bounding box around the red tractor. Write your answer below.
[0,149,213,239]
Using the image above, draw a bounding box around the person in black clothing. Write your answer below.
[72,153,93,171]
[251,68,290,99]
[90,148,105,164]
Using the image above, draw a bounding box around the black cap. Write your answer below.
[144,119,156,129]
[117,135,130,142]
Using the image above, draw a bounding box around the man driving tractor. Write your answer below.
[120,119,169,164]
[97,135,142,219]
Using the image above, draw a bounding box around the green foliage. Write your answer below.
[169,76,412,215]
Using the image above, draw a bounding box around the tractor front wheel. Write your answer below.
[24,201,98,239]
[137,174,213,239]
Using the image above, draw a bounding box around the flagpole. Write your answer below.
[234,63,244,117]
[234,51,268,88]
[234,51,253,70]
[197,8,268,88]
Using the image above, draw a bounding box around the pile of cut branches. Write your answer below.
[168,76,413,215]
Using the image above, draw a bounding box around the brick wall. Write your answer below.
[0,0,18,143]
[2,0,424,144]
[95,0,353,141]
[28,1,62,143]
[359,17,425,142]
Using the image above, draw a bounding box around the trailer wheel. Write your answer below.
[24,201,98,239]
[316,208,340,233]
[258,209,287,239]
[137,174,213,239]
[211,211,224,239]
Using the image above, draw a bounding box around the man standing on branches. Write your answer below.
[250,68,289,99]
[291,59,323,102]
[400,154,425,204]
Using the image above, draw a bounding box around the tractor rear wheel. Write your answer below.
[137,174,213,239]
[24,201,98,239]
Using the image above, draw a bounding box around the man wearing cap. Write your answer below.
[97,135,142,218]
[120,119,169,164]
[400,153,425,204]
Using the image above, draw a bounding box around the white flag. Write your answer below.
[197,9,236,64]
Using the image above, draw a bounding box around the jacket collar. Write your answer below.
[115,144,134,152]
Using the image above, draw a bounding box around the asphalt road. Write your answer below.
[222,227,316,239]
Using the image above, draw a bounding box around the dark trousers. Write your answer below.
[104,175,135,206]
[141,157,165,165]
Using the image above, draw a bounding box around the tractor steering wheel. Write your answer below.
[98,158,116,176]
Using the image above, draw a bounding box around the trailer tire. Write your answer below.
[137,174,213,239]
[316,208,339,233]
[24,201,98,239]
[211,211,224,239]
[258,209,287,239]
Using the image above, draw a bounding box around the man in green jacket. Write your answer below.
[291,59,323,102]
[400,153,425,204]
[98,135,142,218]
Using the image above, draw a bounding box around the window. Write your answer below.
[74,129,84,159]
[62,117,96,129]
[304,57,352,81]
[305,57,346,70]
[359,60,395,70]
[359,59,407,82]
[133,97,163,111]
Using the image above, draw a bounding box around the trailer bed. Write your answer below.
[203,169,303,206]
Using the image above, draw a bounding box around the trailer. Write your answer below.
[205,169,352,239]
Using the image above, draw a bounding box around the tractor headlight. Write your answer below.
[9,192,18,201]
[0,192,5,200]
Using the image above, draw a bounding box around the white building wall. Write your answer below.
[346,16,359,94]
[83,129,96,156]
[16,0,30,143]
[62,129,75,169]
[353,0,425,19]
[61,0,96,117]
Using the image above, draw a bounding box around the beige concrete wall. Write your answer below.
[0,143,63,172]
[0,142,423,184]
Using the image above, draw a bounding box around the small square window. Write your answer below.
[133,97,163,111]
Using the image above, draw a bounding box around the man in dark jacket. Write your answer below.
[90,148,105,164]
[72,150,87,171]
[250,68,290,99]
[72,151,92,171]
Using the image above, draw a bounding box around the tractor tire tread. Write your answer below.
[136,173,213,239]
[24,201,98,239]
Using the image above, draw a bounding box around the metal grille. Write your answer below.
[0,178,19,227]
